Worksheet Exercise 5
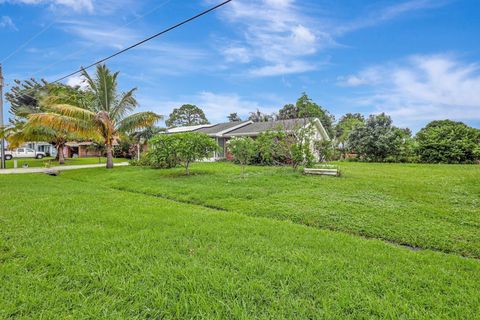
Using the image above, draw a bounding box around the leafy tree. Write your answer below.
[248,109,273,122]
[415,120,480,163]
[255,120,316,169]
[347,113,413,162]
[335,113,365,157]
[277,104,297,120]
[227,112,242,122]
[5,81,87,164]
[143,134,179,169]
[256,129,287,165]
[175,132,219,175]
[277,93,335,137]
[227,137,257,177]
[166,104,209,128]
[28,64,162,168]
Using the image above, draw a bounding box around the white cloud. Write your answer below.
[0,16,17,30]
[219,0,329,76]
[138,91,276,124]
[0,0,94,12]
[66,74,88,90]
[341,55,480,127]
[217,0,449,77]
[335,0,449,34]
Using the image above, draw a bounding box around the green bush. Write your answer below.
[142,132,219,174]
[415,120,480,164]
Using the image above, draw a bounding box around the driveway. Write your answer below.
[0,162,129,174]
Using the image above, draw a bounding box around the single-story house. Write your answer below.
[165,118,330,161]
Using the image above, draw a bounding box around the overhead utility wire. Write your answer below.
[33,0,174,77]
[4,0,233,100]
[53,0,233,83]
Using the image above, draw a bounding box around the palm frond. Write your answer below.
[112,88,137,122]
[117,112,162,134]
[46,104,95,121]
[28,113,98,139]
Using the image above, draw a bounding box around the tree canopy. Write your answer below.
[277,93,335,137]
[166,104,209,128]
[415,120,480,164]
[227,112,242,122]
[27,64,161,168]
[347,113,414,162]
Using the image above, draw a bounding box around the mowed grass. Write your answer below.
[0,173,479,319]
[63,162,480,258]
[4,157,127,169]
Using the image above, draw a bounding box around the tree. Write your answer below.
[5,81,87,164]
[166,104,209,128]
[255,119,315,169]
[144,134,179,169]
[130,126,165,160]
[248,109,274,122]
[28,64,162,168]
[277,93,335,137]
[335,113,365,158]
[227,112,242,122]
[347,113,413,162]
[175,132,219,175]
[277,104,297,120]
[415,120,480,163]
[227,137,257,177]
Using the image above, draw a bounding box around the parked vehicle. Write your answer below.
[3,148,46,160]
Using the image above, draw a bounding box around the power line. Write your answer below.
[53,0,233,83]
[4,0,233,101]
[32,0,174,77]
[1,21,56,64]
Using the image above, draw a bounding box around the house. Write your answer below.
[165,118,330,160]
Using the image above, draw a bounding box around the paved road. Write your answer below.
[0,162,129,174]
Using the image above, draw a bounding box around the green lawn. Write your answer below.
[0,163,479,318]
[4,157,128,168]
[63,162,480,258]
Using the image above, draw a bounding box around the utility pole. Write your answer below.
[0,64,5,169]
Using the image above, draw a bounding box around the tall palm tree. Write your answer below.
[29,64,162,168]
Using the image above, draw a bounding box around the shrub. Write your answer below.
[145,132,218,174]
[228,137,257,176]
[415,120,480,164]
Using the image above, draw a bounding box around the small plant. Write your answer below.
[227,137,257,177]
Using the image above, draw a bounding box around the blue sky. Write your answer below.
[1,0,479,131]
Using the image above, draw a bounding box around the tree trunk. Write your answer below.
[185,162,190,175]
[106,144,114,169]
[241,164,245,178]
[57,144,65,165]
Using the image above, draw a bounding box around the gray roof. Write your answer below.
[225,118,313,136]
[194,121,250,135]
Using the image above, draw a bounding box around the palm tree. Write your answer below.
[29,64,162,168]
[5,83,84,164]
[130,126,165,160]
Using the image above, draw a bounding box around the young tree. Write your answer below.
[28,64,162,168]
[227,112,242,122]
[227,137,257,177]
[174,132,219,175]
[144,134,179,169]
[416,120,480,163]
[166,104,209,128]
